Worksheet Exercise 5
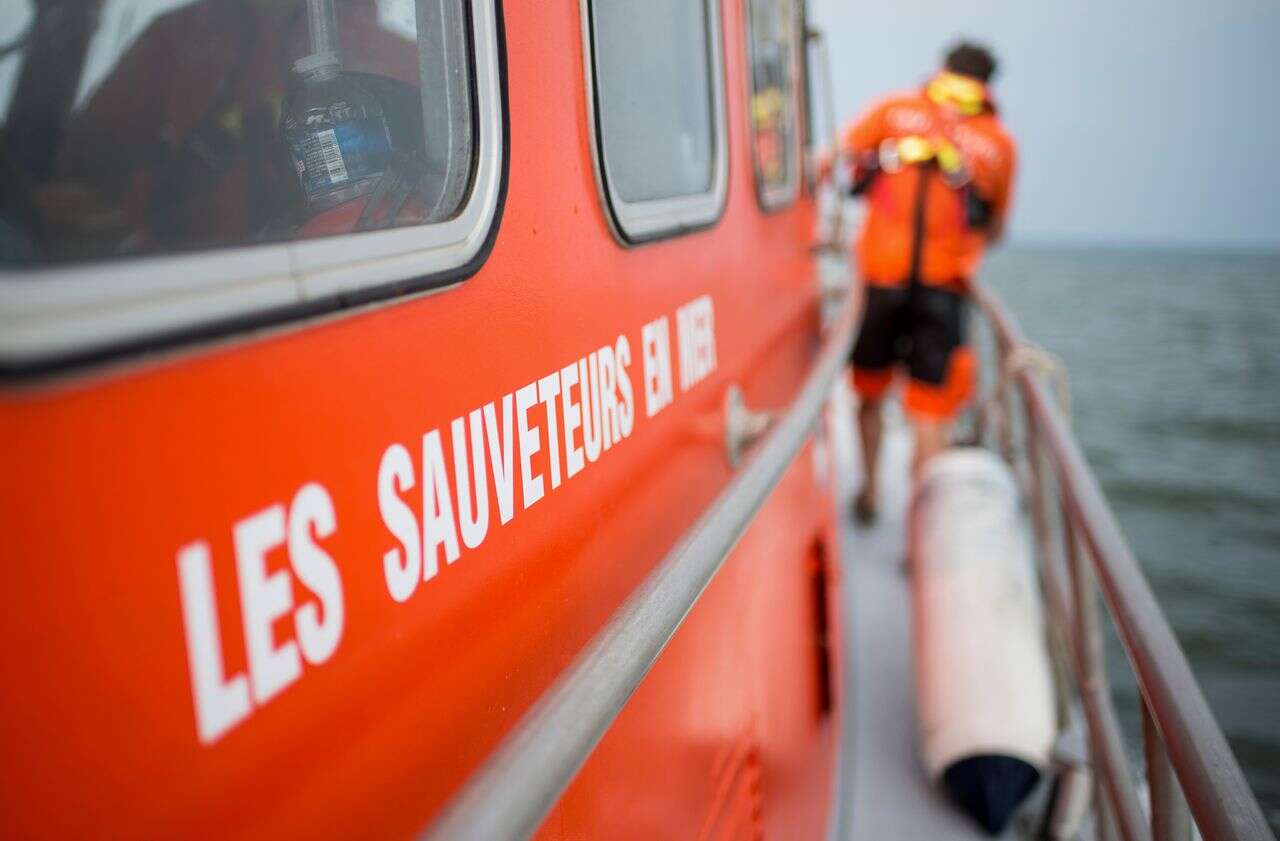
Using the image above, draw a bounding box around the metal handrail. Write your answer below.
[421,298,859,841]
[969,277,1274,841]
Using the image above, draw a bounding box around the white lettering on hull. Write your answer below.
[178,296,717,745]
[178,483,344,744]
[676,295,717,392]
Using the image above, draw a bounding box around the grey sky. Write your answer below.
[808,0,1280,250]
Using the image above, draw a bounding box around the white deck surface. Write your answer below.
[827,383,1009,841]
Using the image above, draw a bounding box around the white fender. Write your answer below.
[911,447,1056,781]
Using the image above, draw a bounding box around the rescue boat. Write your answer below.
[0,1,1270,840]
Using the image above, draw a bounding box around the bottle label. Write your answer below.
[316,129,349,184]
[293,116,392,202]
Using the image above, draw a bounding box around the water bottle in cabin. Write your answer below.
[281,52,393,212]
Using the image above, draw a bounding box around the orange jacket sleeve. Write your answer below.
[989,140,1017,227]
[842,97,896,158]
[968,131,1016,238]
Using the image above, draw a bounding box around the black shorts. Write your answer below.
[850,282,967,386]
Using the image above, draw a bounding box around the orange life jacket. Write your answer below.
[842,75,1017,288]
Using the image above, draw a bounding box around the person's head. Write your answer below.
[943,42,998,84]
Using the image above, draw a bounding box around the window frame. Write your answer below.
[580,0,729,245]
[0,0,506,373]
[744,0,803,211]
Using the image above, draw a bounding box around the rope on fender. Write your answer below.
[974,340,1071,469]
[1005,343,1071,421]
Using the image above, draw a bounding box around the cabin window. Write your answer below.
[746,0,801,208]
[585,0,728,243]
[798,0,818,160]
[0,0,503,369]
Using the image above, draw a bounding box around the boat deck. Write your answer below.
[828,384,1018,841]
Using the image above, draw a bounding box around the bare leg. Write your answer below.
[855,397,884,522]
[911,417,950,478]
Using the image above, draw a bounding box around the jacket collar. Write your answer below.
[924,72,995,117]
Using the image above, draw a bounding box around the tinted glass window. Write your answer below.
[0,0,473,265]
[746,0,799,202]
[592,0,716,203]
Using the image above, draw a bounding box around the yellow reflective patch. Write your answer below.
[897,135,934,164]
[935,140,963,174]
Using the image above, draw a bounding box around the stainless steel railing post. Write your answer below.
[1144,702,1193,841]
[1065,508,1150,841]
[1020,402,1055,576]
[1097,788,1119,841]
[1021,366,1146,841]
[997,334,1017,466]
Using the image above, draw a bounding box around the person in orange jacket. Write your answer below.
[835,42,1017,522]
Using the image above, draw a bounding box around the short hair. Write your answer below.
[944,42,997,83]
